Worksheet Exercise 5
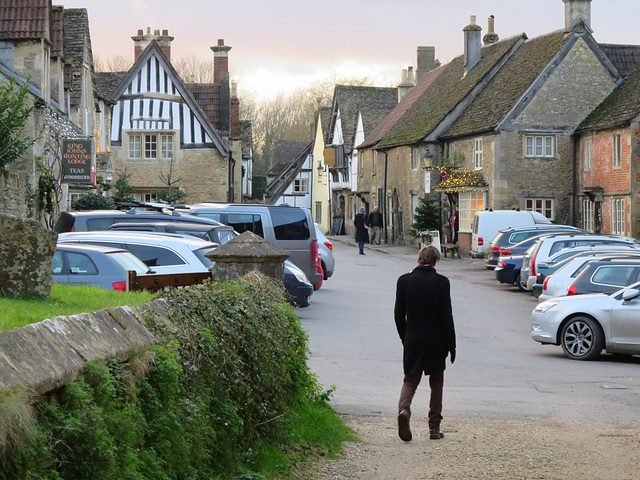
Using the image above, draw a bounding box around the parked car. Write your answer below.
[471,210,551,259]
[283,260,313,307]
[57,231,217,274]
[108,221,237,245]
[53,243,151,291]
[315,224,335,280]
[531,281,640,360]
[494,254,528,291]
[564,257,640,297]
[53,204,224,233]
[534,247,640,299]
[522,233,640,290]
[485,225,583,269]
[177,203,322,286]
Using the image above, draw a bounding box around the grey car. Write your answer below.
[531,281,640,360]
[315,225,335,280]
[53,243,151,291]
[108,221,237,245]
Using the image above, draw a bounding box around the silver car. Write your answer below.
[531,281,640,360]
[315,224,335,279]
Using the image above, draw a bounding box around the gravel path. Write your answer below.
[298,414,640,479]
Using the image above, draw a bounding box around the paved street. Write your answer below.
[297,238,640,426]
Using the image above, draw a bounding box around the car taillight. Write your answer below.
[501,248,512,256]
[543,277,550,292]
[311,240,319,267]
[478,237,484,246]
[497,261,506,268]
[112,281,127,292]
[324,241,333,251]
[531,255,537,276]
[567,285,577,296]
[490,246,500,253]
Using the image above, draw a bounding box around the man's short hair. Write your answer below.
[418,245,440,266]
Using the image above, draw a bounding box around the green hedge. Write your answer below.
[0,273,329,479]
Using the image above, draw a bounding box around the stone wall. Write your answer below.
[0,214,57,299]
[0,300,164,395]
[0,171,28,218]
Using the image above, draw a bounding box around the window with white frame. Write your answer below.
[458,191,485,231]
[525,198,554,220]
[584,138,592,171]
[583,198,594,232]
[372,150,377,175]
[129,133,175,160]
[613,134,622,167]
[612,198,625,235]
[474,138,483,169]
[411,147,419,170]
[525,135,555,158]
[293,178,308,194]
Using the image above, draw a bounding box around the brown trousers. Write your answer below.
[398,369,444,429]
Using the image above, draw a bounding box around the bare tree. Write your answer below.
[94,55,132,72]
[172,55,214,83]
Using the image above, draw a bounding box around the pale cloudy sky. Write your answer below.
[59,0,640,100]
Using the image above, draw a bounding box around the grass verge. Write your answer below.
[0,283,155,330]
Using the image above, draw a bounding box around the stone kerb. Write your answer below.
[206,230,290,282]
[0,213,57,299]
[0,300,166,395]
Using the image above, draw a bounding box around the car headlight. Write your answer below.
[533,301,558,314]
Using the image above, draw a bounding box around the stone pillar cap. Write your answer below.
[205,230,290,262]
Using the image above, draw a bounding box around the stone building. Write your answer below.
[96,30,251,204]
[358,0,640,252]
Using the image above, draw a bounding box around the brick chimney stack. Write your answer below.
[211,39,232,85]
[132,27,174,62]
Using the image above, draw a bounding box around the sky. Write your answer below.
[59,0,640,101]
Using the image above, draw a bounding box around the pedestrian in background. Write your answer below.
[367,205,384,245]
[354,207,369,255]
[394,245,456,442]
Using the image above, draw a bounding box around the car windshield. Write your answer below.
[193,246,216,268]
[108,251,151,274]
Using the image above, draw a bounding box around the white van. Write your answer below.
[471,210,551,258]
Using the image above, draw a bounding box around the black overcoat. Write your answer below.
[354,212,369,243]
[394,265,456,375]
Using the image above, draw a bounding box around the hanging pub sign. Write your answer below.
[61,139,93,184]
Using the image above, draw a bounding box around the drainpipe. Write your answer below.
[382,149,389,244]
[571,133,577,226]
[228,154,235,202]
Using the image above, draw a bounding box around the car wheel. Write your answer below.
[516,273,530,292]
[560,316,604,360]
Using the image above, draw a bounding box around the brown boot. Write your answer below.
[398,409,412,442]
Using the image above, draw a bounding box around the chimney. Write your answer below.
[464,16,482,73]
[231,81,241,138]
[397,66,415,103]
[211,39,232,85]
[416,46,436,82]
[132,27,174,62]
[483,15,499,45]
[563,0,592,31]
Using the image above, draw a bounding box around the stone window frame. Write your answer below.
[583,138,592,171]
[612,134,622,169]
[583,198,594,232]
[611,197,625,235]
[474,138,483,169]
[411,147,420,171]
[525,197,555,221]
[127,132,175,160]
[524,135,555,158]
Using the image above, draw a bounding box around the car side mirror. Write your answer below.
[622,289,640,303]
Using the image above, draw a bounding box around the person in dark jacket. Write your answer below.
[394,245,456,442]
[367,206,384,245]
[354,207,369,255]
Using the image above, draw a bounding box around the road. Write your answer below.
[297,239,640,425]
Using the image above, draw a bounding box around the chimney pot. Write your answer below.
[483,14,500,45]
[218,39,225,46]
[137,29,143,35]
[162,29,168,35]
[470,15,476,25]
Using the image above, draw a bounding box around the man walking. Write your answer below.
[394,245,456,442]
[367,206,384,245]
